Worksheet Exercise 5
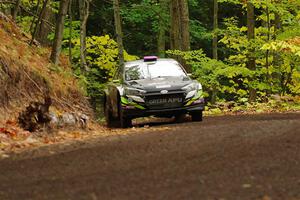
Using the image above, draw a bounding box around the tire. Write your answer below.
[191,111,203,122]
[120,115,132,128]
[118,101,132,128]
[104,99,115,127]
[174,113,186,123]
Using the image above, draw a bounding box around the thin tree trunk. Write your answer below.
[274,12,282,93]
[265,6,271,95]
[113,0,125,74]
[79,0,90,71]
[29,0,41,33]
[68,0,73,65]
[50,0,70,65]
[30,0,49,45]
[211,0,218,105]
[212,0,218,60]
[12,0,21,21]
[247,1,256,102]
[157,0,167,57]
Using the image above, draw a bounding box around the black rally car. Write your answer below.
[104,56,205,128]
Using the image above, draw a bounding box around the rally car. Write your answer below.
[104,56,205,128]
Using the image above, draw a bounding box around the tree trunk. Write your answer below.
[247,1,256,102]
[179,0,190,51]
[170,0,190,72]
[30,0,49,45]
[113,0,125,74]
[29,0,41,33]
[68,0,73,64]
[211,0,218,104]
[36,0,54,46]
[212,0,218,60]
[157,0,167,57]
[79,0,90,71]
[170,0,181,50]
[12,0,21,21]
[50,0,70,65]
[274,12,282,94]
[265,6,271,95]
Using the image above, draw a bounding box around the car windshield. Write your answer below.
[125,60,187,81]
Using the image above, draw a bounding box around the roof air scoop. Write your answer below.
[143,56,158,62]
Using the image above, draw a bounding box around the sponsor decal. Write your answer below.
[148,98,183,105]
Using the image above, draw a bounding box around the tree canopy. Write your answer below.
[1,0,299,112]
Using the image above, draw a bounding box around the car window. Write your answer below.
[125,60,187,81]
[125,65,148,81]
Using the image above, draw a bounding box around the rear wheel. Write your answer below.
[191,111,203,122]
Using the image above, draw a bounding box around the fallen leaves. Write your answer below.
[0,117,172,158]
[0,120,30,139]
[0,120,33,155]
[0,127,17,138]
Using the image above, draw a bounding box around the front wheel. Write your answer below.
[120,115,132,128]
[191,111,203,122]
[174,114,186,123]
[104,100,115,127]
[118,103,132,128]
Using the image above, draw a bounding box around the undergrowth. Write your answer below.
[0,16,92,121]
[205,96,300,116]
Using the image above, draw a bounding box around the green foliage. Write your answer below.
[16,16,33,33]
[205,94,300,115]
[72,35,138,99]
[120,0,169,56]
[189,20,211,49]
[73,35,137,77]
[6,0,299,114]
[167,50,252,102]
[48,20,81,52]
[216,0,300,100]
[167,38,300,103]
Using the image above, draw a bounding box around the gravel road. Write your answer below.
[0,113,299,200]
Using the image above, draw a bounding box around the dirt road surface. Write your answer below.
[0,113,299,200]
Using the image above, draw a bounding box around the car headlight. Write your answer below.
[125,87,146,96]
[126,95,145,103]
[182,83,197,91]
[186,90,197,99]
[197,83,202,90]
[183,82,202,99]
[124,87,146,103]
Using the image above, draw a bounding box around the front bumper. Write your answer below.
[121,99,205,118]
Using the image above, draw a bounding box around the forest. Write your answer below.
[0,0,299,114]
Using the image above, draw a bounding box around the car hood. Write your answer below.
[126,76,195,92]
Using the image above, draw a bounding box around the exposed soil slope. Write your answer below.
[0,12,91,121]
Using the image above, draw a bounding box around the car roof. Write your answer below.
[125,58,178,67]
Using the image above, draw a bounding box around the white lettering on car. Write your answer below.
[148,98,183,104]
